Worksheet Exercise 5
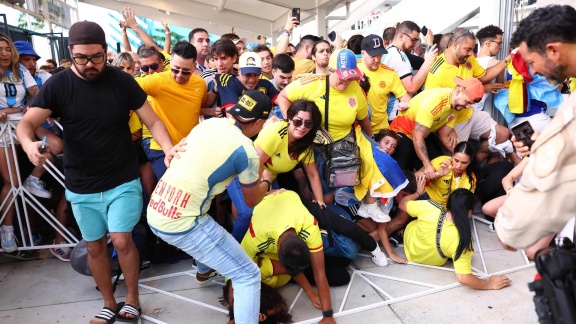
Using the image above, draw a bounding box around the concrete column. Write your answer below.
[314,7,328,40]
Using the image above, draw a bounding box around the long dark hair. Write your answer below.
[453,141,477,189]
[446,188,475,261]
[286,99,321,160]
[221,280,293,323]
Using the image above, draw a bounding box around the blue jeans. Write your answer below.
[151,216,260,324]
[141,137,167,180]
[227,176,279,242]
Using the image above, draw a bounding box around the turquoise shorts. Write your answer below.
[66,179,143,241]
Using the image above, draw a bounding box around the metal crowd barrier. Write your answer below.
[0,118,78,253]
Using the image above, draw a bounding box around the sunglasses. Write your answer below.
[71,54,105,65]
[170,68,192,75]
[291,118,314,129]
[141,63,160,72]
[450,30,473,44]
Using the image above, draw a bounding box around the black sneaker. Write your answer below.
[389,231,403,247]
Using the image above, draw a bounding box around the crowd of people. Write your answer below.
[1,4,574,324]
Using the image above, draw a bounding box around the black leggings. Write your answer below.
[299,196,377,252]
[303,256,351,287]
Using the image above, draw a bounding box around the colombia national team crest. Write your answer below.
[447,114,455,122]
[465,62,472,70]
[348,97,357,108]
[379,81,387,88]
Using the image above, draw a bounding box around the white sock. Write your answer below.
[28,175,39,181]
[2,225,14,232]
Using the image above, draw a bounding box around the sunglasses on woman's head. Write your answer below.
[291,118,314,129]
[141,63,160,72]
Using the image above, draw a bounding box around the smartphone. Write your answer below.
[421,25,428,36]
[39,135,47,154]
[511,121,535,149]
[292,8,300,25]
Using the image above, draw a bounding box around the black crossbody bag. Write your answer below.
[322,77,362,188]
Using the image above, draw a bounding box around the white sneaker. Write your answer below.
[370,244,388,267]
[23,176,52,199]
[50,241,72,262]
[1,228,17,252]
[358,202,391,222]
[487,223,496,233]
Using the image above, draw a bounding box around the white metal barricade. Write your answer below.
[0,119,78,253]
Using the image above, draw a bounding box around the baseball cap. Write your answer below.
[329,48,363,81]
[239,51,262,75]
[14,41,41,60]
[228,90,272,124]
[453,77,484,102]
[361,34,387,56]
[278,234,310,276]
[68,21,107,47]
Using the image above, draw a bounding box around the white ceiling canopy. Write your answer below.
[80,0,351,40]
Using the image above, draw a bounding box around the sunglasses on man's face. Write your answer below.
[291,118,314,129]
[170,68,192,75]
[141,63,160,72]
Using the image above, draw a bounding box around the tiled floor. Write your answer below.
[0,217,539,323]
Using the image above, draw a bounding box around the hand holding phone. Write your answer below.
[511,121,535,150]
[39,135,47,154]
[292,8,300,25]
[421,25,428,36]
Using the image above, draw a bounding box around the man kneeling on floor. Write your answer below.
[241,190,336,324]
[147,90,272,323]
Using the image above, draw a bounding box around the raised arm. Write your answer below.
[401,44,438,93]
[119,22,132,52]
[122,7,161,51]
[275,12,299,54]
[162,22,171,53]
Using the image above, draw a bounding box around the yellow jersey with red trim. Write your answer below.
[404,200,473,274]
[425,53,486,124]
[426,156,476,207]
[240,190,323,262]
[254,121,314,179]
[389,88,456,139]
[285,74,368,141]
[359,62,408,132]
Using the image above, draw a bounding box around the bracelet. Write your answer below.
[503,58,510,64]
[305,287,313,294]
[322,309,334,318]
[281,32,290,37]
[416,191,421,198]
[165,31,171,34]
[261,179,272,192]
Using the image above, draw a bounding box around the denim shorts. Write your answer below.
[66,179,143,241]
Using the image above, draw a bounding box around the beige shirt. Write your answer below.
[495,93,576,249]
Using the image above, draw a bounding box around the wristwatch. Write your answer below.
[322,309,334,318]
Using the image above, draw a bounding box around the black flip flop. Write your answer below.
[116,302,141,323]
[94,306,117,324]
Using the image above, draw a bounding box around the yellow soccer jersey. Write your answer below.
[285,74,368,141]
[389,88,456,139]
[254,121,314,178]
[137,71,207,150]
[257,255,291,288]
[404,200,473,274]
[241,190,323,262]
[293,57,316,76]
[128,111,142,135]
[425,53,486,124]
[359,63,408,132]
[426,156,477,207]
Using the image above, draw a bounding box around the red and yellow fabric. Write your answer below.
[507,48,533,114]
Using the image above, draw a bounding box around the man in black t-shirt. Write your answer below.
[16,21,173,324]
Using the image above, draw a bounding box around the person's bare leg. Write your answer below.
[525,234,555,261]
[86,237,117,324]
[110,232,140,319]
[482,195,507,218]
[0,148,19,227]
[138,162,156,200]
[54,194,68,244]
